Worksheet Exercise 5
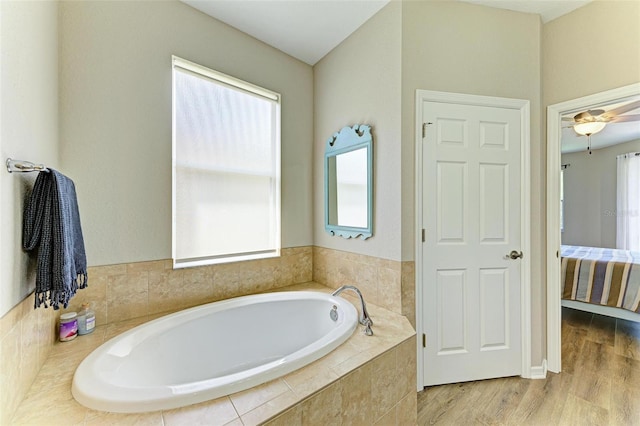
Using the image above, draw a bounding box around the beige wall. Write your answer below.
[401,1,544,362]
[0,0,60,316]
[313,2,403,261]
[562,139,640,248]
[543,0,640,107]
[59,0,314,267]
[543,0,640,365]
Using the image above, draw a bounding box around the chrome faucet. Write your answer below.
[332,285,373,336]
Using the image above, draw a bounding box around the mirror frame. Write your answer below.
[324,124,373,239]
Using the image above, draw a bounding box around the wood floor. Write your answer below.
[417,307,640,425]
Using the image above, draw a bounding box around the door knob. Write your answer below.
[508,250,523,259]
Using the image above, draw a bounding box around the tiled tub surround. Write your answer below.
[0,296,58,426]
[63,246,313,327]
[1,246,418,423]
[0,247,312,424]
[10,282,416,425]
[313,247,416,327]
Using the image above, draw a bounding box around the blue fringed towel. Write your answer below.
[23,169,88,309]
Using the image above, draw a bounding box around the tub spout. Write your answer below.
[331,285,373,336]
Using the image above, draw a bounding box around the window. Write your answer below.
[616,152,640,251]
[560,169,564,233]
[172,56,281,268]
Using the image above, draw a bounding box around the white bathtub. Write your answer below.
[71,291,358,413]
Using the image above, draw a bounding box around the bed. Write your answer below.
[561,245,640,322]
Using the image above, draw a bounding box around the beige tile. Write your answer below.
[30,329,106,395]
[147,268,185,314]
[62,273,108,327]
[371,347,401,420]
[51,322,106,355]
[396,336,417,398]
[13,382,88,426]
[1,323,22,425]
[229,379,289,415]
[278,247,313,286]
[352,263,379,305]
[401,261,416,329]
[106,272,149,323]
[103,316,151,340]
[163,396,239,426]
[0,296,28,341]
[377,266,402,314]
[85,410,164,425]
[396,391,418,425]
[283,361,339,399]
[301,380,342,425]
[212,265,242,301]
[374,407,396,425]
[312,341,361,372]
[239,389,299,426]
[20,309,41,395]
[35,304,57,367]
[340,364,373,425]
[182,266,214,304]
[263,404,303,426]
[7,280,414,426]
[332,349,375,377]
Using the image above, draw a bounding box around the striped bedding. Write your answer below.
[561,245,640,313]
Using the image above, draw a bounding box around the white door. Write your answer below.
[421,100,524,386]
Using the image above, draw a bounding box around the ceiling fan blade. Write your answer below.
[610,114,640,123]
[607,100,640,117]
[561,117,575,121]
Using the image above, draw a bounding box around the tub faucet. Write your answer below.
[332,285,373,336]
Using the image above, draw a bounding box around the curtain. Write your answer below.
[616,153,640,251]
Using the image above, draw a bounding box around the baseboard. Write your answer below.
[530,359,548,379]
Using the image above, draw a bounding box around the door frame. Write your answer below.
[415,90,532,390]
[545,82,640,373]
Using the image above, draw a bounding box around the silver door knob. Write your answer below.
[508,250,523,259]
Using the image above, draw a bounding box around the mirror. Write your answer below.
[325,124,373,239]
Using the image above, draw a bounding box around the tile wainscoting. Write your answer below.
[313,247,416,327]
[0,295,58,426]
[1,246,416,424]
[10,283,416,425]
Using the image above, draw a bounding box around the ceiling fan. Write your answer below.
[562,99,640,154]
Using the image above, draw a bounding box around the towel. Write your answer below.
[23,169,88,309]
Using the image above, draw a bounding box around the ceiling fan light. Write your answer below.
[574,121,606,136]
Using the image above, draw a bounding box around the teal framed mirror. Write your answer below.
[324,124,373,240]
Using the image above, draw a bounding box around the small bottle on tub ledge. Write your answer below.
[77,303,96,335]
[59,312,78,342]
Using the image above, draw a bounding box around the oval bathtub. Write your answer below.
[72,291,358,413]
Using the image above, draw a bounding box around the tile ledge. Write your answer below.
[12,282,415,426]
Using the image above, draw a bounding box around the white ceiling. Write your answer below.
[181,0,389,65]
[463,0,593,23]
[181,0,593,66]
[561,98,640,154]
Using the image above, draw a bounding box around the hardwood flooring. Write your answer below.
[417,307,640,425]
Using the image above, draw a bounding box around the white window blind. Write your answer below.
[172,56,281,268]
[616,152,640,252]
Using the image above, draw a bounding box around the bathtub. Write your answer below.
[72,291,358,413]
